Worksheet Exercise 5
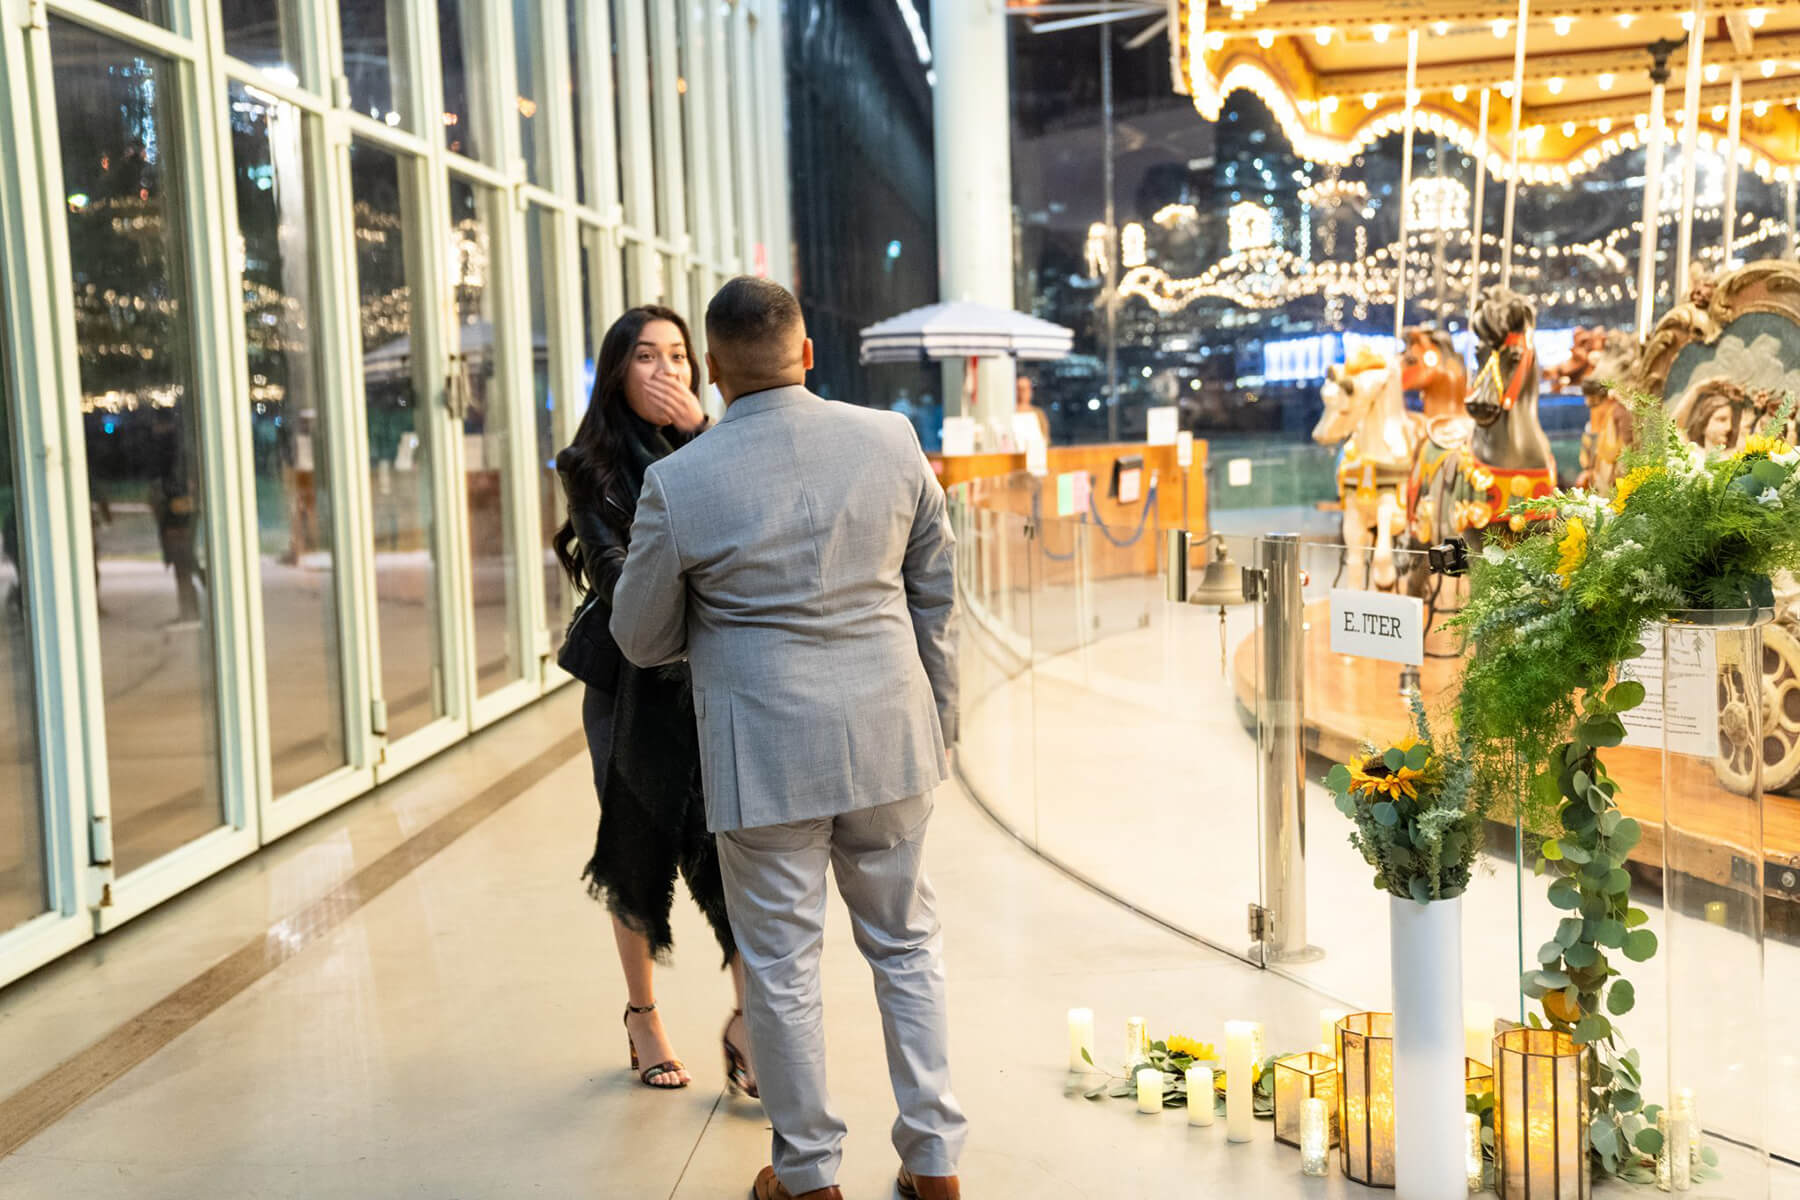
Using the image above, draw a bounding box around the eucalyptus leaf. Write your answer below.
[1373,801,1399,827]
[1606,867,1633,895]
[1563,941,1599,969]
[1548,878,1581,909]
[1538,940,1565,966]
[1598,808,1623,836]
[1608,679,1647,711]
[1405,743,1430,771]
[1625,907,1650,929]
[1624,928,1658,962]
[1558,840,1591,864]
[1575,1014,1612,1044]
[1325,763,1352,792]
[1614,818,1642,852]
[1593,919,1626,948]
[1384,747,1405,772]
[1542,839,1564,861]
[1409,876,1431,905]
[1537,968,1571,990]
[1555,917,1584,947]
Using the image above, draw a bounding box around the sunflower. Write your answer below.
[1610,465,1661,513]
[1349,744,1429,801]
[1735,433,1792,461]
[1166,1035,1216,1061]
[1554,516,1588,586]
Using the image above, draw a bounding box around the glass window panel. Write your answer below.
[228,83,349,795]
[439,0,490,161]
[514,0,548,187]
[53,21,223,873]
[645,3,666,235]
[677,2,698,239]
[449,178,522,693]
[726,5,746,262]
[0,320,46,935]
[609,0,626,209]
[88,0,168,26]
[339,0,412,128]
[220,0,307,85]
[566,0,587,205]
[351,141,444,739]
[525,207,565,637]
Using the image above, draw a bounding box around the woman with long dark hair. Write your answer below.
[555,305,754,1097]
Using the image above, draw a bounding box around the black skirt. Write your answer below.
[579,683,735,965]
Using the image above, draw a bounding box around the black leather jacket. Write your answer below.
[556,497,630,693]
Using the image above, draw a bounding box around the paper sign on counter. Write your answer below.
[1176,431,1194,467]
[1617,626,1721,758]
[1227,457,1253,487]
[1146,406,1179,445]
[941,416,976,457]
[1329,589,1424,665]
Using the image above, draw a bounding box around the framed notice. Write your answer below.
[1110,454,1144,504]
[1146,406,1179,445]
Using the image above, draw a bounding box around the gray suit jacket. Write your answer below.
[610,386,958,833]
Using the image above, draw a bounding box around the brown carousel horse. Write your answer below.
[1401,326,1470,423]
[1313,346,1421,591]
[1412,288,1558,551]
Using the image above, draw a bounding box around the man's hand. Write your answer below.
[642,376,707,434]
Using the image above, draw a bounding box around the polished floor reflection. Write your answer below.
[0,687,1404,1199]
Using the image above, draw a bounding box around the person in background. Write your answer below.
[552,305,757,1100]
[1017,373,1051,446]
[612,277,966,1200]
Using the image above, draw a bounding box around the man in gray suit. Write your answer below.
[611,277,966,1200]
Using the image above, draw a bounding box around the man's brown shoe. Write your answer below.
[897,1167,962,1199]
[751,1165,842,1200]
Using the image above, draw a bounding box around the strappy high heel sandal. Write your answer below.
[723,1008,759,1099]
[624,1002,687,1089]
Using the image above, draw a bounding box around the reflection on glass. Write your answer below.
[514,0,547,186]
[88,0,166,25]
[645,0,666,234]
[229,84,348,795]
[609,0,626,207]
[725,1,744,262]
[53,21,223,873]
[526,208,566,638]
[439,0,486,160]
[352,142,443,739]
[567,0,587,205]
[0,319,46,935]
[450,179,521,693]
[339,0,411,127]
[220,0,307,83]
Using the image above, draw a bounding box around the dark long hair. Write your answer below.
[553,305,700,593]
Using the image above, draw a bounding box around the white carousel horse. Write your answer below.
[1313,351,1421,592]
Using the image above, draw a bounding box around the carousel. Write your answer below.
[1121,4,1800,830]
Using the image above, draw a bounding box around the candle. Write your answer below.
[1067,1008,1095,1072]
[1226,1020,1261,1143]
[1465,1112,1483,1192]
[1658,1109,1692,1191]
[1125,1016,1149,1071]
[1137,1067,1164,1114]
[1676,1088,1701,1167]
[1320,1008,1347,1058]
[1464,1002,1495,1065]
[1187,1066,1215,1126]
[1300,1098,1329,1175]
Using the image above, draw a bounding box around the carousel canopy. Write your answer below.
[1166,0,1800,183]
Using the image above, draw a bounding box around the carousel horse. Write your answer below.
[1416,288,1559,553]
[1313,347,1421,591]
[1400,326,1470,423]
[1576,330,1639,495]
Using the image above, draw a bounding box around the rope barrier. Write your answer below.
[1029,475,1160,559]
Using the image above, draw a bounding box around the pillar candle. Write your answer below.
[1464,1002,1495,1065]
[1067,1008,1094,1072]
[1321,1008,1348,1058]
[1676,1088,1701,1168]
[1137,1067,1164,1114]
[1187,1066,1215,1126]
[1125,1016,1149,1071]
[1466,1112,1484,1192]
[1226,1020,1261,1143]
[1300,1098,1329,1175]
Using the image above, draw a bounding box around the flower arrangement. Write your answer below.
[1324,697,1481,904]
[1454,395,1800,801]
[1446,393,1800,1181]
[1081,1034,1278,1116]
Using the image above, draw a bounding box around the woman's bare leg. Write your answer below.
[614,916,690,1086]
[726,952,756,1092]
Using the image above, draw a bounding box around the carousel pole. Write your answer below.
[1788,174,1797,258]
[1637,42,1679,335]
[1395,27,1420,342]
[1675,1,1708,300]
[1432,134,1449,320]
[1723,70,1742,266]
[1500,0,1529,290]
[1469,88,1491,315]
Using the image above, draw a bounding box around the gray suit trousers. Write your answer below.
[716,793,967,1195]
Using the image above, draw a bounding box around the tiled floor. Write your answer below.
[0,686,1379,1199]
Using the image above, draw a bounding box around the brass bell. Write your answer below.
[1190,534,1250,608]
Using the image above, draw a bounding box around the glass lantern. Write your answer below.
[1494,1028,1588,1199]
[1274,1052,1338,1148]
[1337,1012,1395,1187]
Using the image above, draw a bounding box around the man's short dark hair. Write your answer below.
[706,276,804,379]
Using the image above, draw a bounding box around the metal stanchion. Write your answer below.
[1252,534,1323,964]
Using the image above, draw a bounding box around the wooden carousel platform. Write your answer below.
[1230,602,1800,903]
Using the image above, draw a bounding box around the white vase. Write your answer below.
[1390,893,1466,1200]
